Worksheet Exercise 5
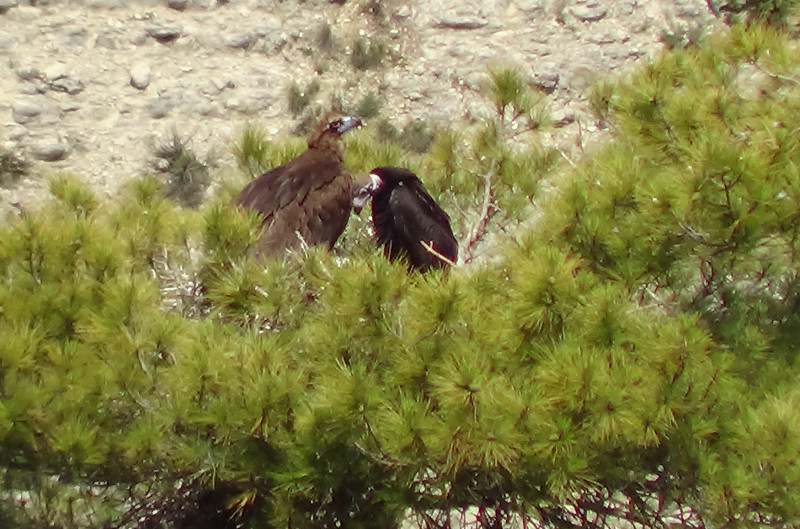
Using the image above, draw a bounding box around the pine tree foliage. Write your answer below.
[2,22,800,529]
[540,21,800,525]
[232,122,307,178]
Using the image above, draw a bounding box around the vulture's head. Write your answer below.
[352,166,422,214]
[309,115,363,151]
[326,116,363,135]
[352,171,381,215]
[368,166,420,187]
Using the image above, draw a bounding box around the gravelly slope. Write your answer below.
[0,0,719,216]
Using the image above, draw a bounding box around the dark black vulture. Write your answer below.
[353,166,458,271]
[234,115,362,257]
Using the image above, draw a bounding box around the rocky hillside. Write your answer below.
[0,0,719,217]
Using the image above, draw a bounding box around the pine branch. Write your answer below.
[462,170,496,264]
[754,63,800,87]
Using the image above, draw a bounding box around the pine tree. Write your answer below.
[3,20,800,529]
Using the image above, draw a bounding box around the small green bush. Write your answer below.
[351,37,387,70]
[288,79,322,116]
[661,19,707,49]
[356,91,382,119]
[360,0,385,18]
[375,118,400,143]
[152,132,211,208]
[710,0,800,24]
[315,22,335,52]
[399,119,435,153]
[0,147,28,187]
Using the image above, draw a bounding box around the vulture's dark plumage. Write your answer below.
[354,166,458,271]
[234,116,362,257]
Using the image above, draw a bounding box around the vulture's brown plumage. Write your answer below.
[353,166,458,271]
[234,116,362,257]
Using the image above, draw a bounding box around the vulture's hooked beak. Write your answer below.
[335,116,364,134]
[352,172,381,215]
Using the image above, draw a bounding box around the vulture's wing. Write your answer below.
[235,149,353,255]
[383,184,458,269]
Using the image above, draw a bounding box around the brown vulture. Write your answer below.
[353,166,458,271]
[234,115,362,257]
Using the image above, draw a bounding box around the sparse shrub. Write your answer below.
[295,104,327,136]
[0,147,28,187]
[661,19,707,49]
[315,22,335,52]
[710,0,800,25]
[329,91,346,115]
[400,119,435,153]
[152,131,211,208]
[351,37,387,70]
[288,79,321,116]
[375,118,400,143]
[356,91,382,119]
[328,90,380,120]
[366,117,433,153]
[360,0,385,18]
[314,58,330,75]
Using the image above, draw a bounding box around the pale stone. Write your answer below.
[130,62,151,90]
[31,138,68,161]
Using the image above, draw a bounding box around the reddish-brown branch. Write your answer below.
[462,170,496,264]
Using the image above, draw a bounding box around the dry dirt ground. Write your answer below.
[0,0,721,217]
